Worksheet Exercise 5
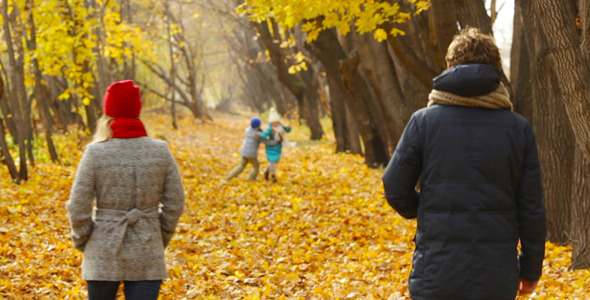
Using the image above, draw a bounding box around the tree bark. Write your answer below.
[350,31,408,151]
[299,67,325,140]
[571,147,590,269]
[430,0,458,67]
[0,63,18,139]
[307,28,389,163]
[453,0,493,34]
[26,0,59,162]
[510,2,534,122]
[0,75,19,181]
[533,0,590,163]
[520,0,574,243]
[339,51,390,167]
[3,0,30,180]
[165,1,178,129]
[325,71,358,153]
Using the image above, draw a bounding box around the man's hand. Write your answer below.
[518,278,538,295]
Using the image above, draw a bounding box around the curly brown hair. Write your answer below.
[445,27,502,69]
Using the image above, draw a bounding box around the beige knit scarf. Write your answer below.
[427,82,513,110]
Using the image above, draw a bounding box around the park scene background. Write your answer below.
[1,0,590,299]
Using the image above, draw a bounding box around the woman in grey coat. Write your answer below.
[67,80,185,300]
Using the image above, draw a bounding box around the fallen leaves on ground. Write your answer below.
[0,112,588,299]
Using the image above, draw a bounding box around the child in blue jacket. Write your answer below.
[259,108,292,182]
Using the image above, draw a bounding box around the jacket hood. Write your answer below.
[433,64,501,97]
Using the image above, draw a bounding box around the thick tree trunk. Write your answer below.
[307,28,389,164]
[299,68,324,140]
[325,73,357,153]
[520,0,574,243]
[453,0,493,34]
[533,0,590,163]
[522,0,590,267]
[339,51,390,167]
[345,106,362,155]
[383,23,438,90]
[571,148,590,269]
[430,0,458,66]
[350,31,407,151]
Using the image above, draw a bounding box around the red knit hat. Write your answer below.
[103,80,142,118]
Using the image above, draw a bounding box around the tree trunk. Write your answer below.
[325,72,358,153]
[430,0,458,67]
[345,105,362,155]
[339,51,390,167]
[520,0,574,243]
[26,0,59,162]
[533,0,590,163]
[510,2,534,122]
[307,28,389,164]
[350,31,408,151]
[89,0,111,108]
[571,147,590,269]
[299,68,325,140]
[3,0,29,180]
[453,0,493,34]
[0,75,19,181]
[165,2,178,129]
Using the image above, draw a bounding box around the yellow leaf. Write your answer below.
[374,28,388,42]
[390,27,406,37]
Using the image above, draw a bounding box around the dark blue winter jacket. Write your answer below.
[382,64,546,300]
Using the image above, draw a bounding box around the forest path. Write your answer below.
[151,112,415,298]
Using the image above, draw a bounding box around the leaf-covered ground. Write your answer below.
[0,113,589,299]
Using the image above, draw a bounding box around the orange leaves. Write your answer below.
[1,112,589,299]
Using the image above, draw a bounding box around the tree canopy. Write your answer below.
[238,0,430,41]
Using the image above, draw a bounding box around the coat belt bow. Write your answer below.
[95,207,159,254]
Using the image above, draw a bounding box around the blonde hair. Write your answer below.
[445,27,502,69]
[90,115,113,144]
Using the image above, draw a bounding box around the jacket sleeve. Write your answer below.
[66,147,96,251]
[159,147,185,248]
[382,115,422,219]
[516,124,546,281]
[259,127,272,139]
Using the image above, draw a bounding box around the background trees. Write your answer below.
[0,0,589,269]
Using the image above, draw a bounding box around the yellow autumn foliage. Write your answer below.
[0,113,588,299]
[238,0,431,42]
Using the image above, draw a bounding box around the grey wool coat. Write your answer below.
[66,137,185,281]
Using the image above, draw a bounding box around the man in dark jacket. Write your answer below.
[382,27,546,300]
